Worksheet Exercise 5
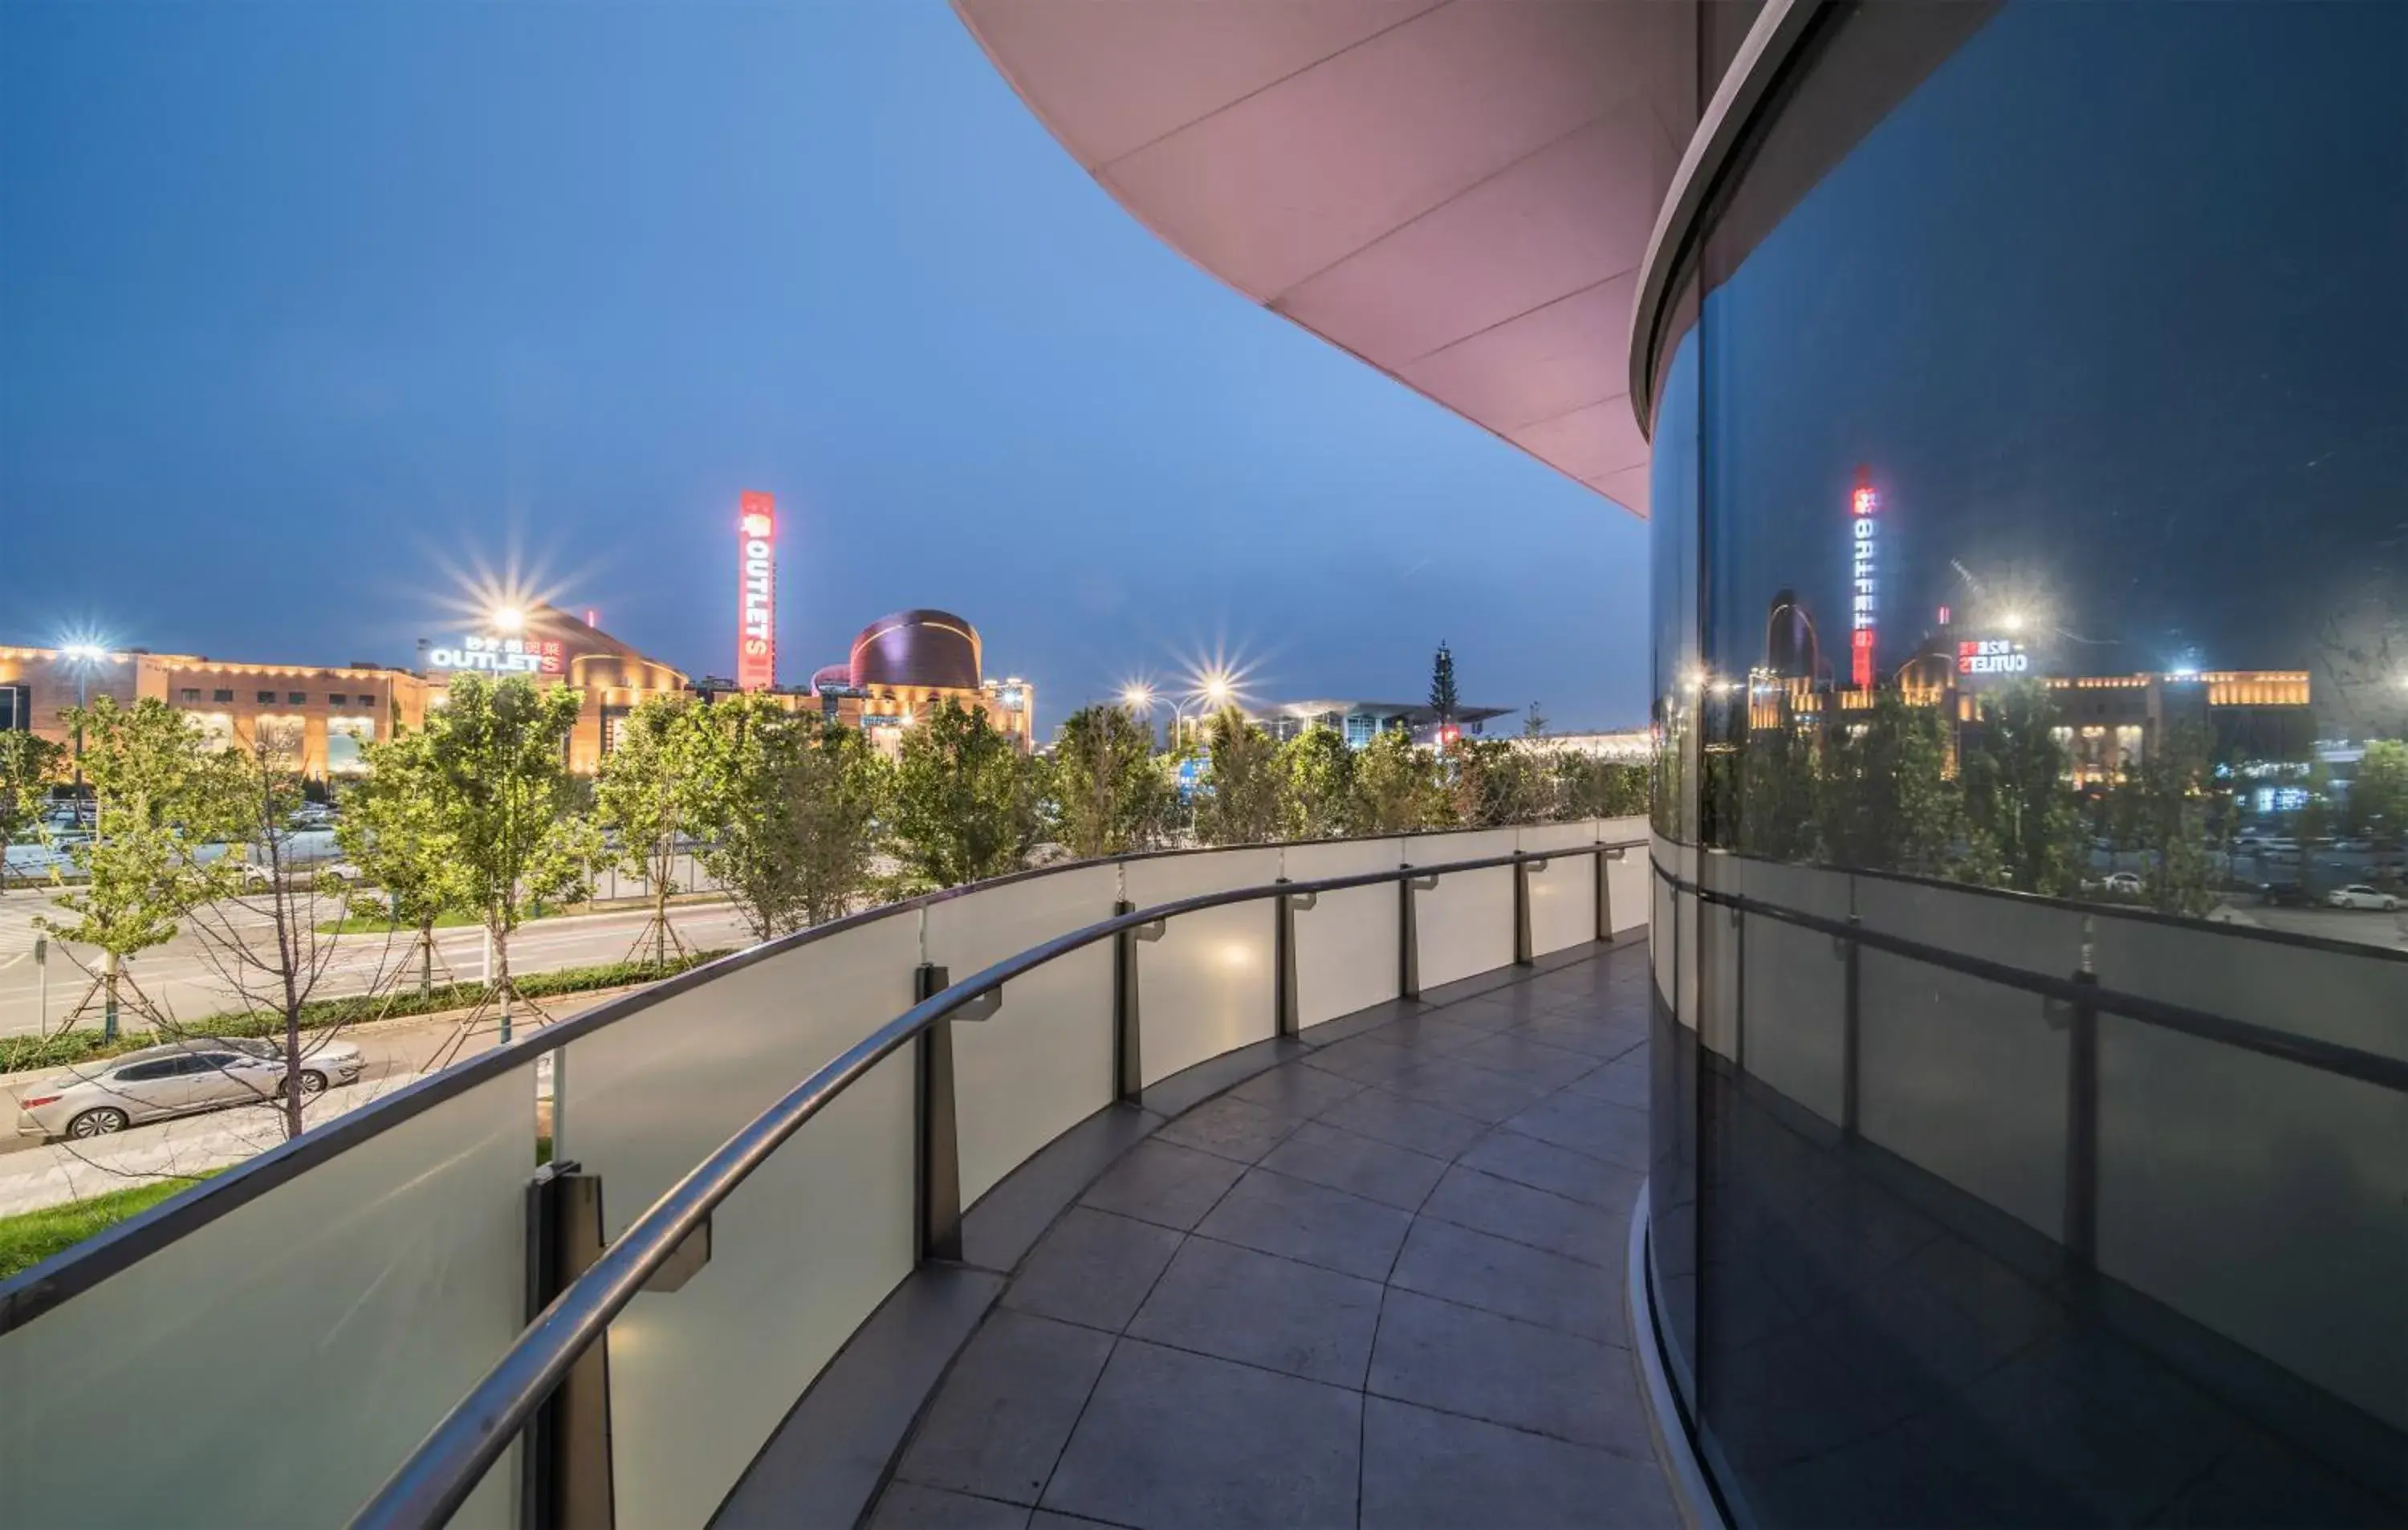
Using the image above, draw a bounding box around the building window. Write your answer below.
[287,691,307,706]
[214,689,234,703]
[180,688,201,703]
[327,716,376,773]
[0,686,26,732]
[256,690,276,704]
[188,714,235,752]
[328,693,348,706]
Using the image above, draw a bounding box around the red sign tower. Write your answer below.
[738,491,776,691]
[1849,466,1877,690]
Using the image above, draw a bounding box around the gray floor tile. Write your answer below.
[1369,1289,1648,1454]
[1195,1166,1413,1281]
[894,1309,1115,1505]
[1420,1164,1621,1268]
[1503,1092,1652,1172]
[1297,1033,1422,1085]
[1152,1095,1300,1164]
[1312,1086,1490,1160]
[1043,1339,1361,1530]
[1442,987,1589,1026]
[870,1483,1034,1529]
[1380,1058,1556,1122]
[1459,1129,1646,1212]
[1389,1217,1624,1344]
[1566,1055,1649,1108]
[1375,1012,1503,1052]
[1027,1514,1137,1530]
[1447,1032,1604,1089]
[1001,1207,1186,1333]
[1228,1060,1365,1117]
[1510,1011,1648,1060]
[1129,1235,1383,1388]
[1259,1120,1450,1211]
[1078,1139,1248,1231]
[1360,1397,1678,1530]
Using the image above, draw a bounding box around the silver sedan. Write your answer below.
[14,1036,364,1140]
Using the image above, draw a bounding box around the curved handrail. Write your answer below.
[0,820,1634,1337]
[1648,857,2408,1093]
[354,840,1644,1528]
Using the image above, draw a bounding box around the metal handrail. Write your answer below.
[1649,859,2408,1093]
[354,839,1645,1528]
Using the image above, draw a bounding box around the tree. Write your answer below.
[0,730,65,884]
[2128,721,2217,916]
[1448,738,1547,827]
[776,713,893,927]
[337,729,467,999]
[685,694,811,938]
[1050,704,1173,859]
[1956,679,2084,895]
[2347,739,2408,840]
[1429,642,1459,726]
[1194,707,1282,845]
[40,698,242,1039]
[1815,690,1958,876]
[592,694,708,963]
[1523,702,1548,738]
[1735,725,1819,861]
[1278,726,1355,840]
[175,718,408,1141]
[1353,726,1444,834]
[418,675,599,1040]
[893,700,1042,887]
[1556,754,1649,820]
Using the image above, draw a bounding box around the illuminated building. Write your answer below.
[710,608,1035,755]
[0,644,429,778]
[418,605,690,773]
[736,490,777,691]
[1245,699,1511,749]
[1848,467,1879,689]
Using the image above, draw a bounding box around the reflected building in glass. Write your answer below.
[1639,3,2405,1524]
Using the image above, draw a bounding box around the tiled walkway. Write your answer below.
[866,946,1674,1530]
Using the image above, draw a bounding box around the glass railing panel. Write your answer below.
[1697,852,1742,1060]
[0,1066,537,1530]
[559,918,923,1529]
[927,865,1121,1207]
[2093,916,2408,1061]
[1731,857,1849,1125]
[2097,1013,2407,1434]
[1602,816,1648,936]
[1281,837,1404,1027]
[1125,849,1281,1084]
[1405,828,1516,987]
[1652,845,1678,1005]
[1519,820,1601,955]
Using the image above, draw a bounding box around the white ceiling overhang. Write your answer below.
[953,0,1695,518]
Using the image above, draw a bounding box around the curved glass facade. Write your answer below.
[1646,5,2406,1524]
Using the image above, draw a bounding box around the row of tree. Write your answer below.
[1680,678,2408,916]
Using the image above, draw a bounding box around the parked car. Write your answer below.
[2260,881,2316,908]
[14,1036,364,1139]
[2325,884,2400,912]
[2101,872,2142,895]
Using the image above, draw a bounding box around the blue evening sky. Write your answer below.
[0,2,1647,731]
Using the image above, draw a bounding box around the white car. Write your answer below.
[15,1036,364,1138]
[2325,885,2399,911]
[2102,872,2142,895]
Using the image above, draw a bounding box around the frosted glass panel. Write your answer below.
[1652,853,1678,1007]
[1734,858,1849,1124]
[2097,1016,2408,1430]
[0,1069,534,1530]
[1857,950,2066,1238]
[1405,828,1516,988]
[1606,839,1649,938]
[1519,821,1598,956]
[1283,838,1403,1027]
[562,918,923,1529]
[2093,916,2408,1062]
[928,866,1120,1207]
[1696,853,1741,1061]
[1127,850,1280,1085]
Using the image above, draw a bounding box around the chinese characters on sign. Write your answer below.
[427,634,564,675]
[738,490,776,692]
[1957,638,2029,676]
[1849,469,1877,690]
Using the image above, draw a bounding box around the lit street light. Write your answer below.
[55,638,121,796]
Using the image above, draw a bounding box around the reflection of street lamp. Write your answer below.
[491,605,526,633]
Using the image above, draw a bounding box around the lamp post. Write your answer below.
[58,642,114,799]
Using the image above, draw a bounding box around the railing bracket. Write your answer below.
[1134,918,1168,943]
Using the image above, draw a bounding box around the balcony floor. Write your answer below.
[865,944,1673,1530]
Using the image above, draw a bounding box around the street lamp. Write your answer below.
[490,605,526,633]
[55,640,119,796]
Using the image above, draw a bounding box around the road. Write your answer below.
[0,888,758,1037]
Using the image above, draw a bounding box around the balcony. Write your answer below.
[0,820,1662,1528]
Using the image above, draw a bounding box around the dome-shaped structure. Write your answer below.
[849,609,982,692]
[809,662,852,694]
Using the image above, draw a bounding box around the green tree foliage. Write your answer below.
[0,730,66,877]
[1428,642,1459,724]
[684,694,811,938]
[1447,738,1546,828]
[1955,679,2084,895]
[779,714,894,926]
[1523,702,1548,737]
[2346,739,2408,840]
[592,694,708,962]
[1278,727,1356,840]
[1049,704,1173,858]
[417,676,599,1027]
[893,700,1042,887]
[1556,755,1649,820]
[1735,726,1819,861]
[41,698,246,1035]
[1195,706,1282,846]
[1816,692,1959,876]
[2129,721,2218,915]
[339,728,468,997]
[1352,727,1444,834]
